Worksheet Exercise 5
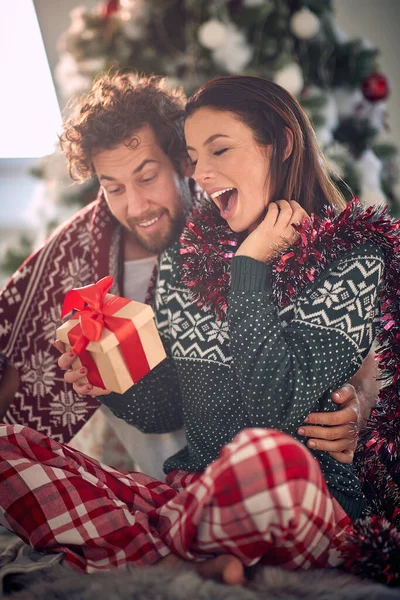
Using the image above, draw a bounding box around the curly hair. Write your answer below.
[60,71,187,182]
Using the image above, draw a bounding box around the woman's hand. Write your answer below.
[54,340,111,397]
[235,200,308,263]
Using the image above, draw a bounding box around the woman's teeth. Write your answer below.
[210,187,234,200]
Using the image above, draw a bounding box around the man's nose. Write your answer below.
[126,188,149,218]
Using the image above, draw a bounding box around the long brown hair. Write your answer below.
[185,76,346,216]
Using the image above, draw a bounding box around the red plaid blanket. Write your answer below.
[0,424,349,573]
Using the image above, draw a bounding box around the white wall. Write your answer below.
[33,0,98,107]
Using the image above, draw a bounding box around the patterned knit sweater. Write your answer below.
[101,239,384,521]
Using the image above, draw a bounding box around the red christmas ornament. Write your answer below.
[362,72,390,103]
[100,0,119,20]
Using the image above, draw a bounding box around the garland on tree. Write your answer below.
[179,198,400,585]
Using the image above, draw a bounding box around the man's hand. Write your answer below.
[54,337,360,462]
[298,384,359,464]
[54,340,110,397]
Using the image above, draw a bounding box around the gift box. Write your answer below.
[56,275,166,394]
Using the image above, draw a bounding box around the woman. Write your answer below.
[0,76,398,583]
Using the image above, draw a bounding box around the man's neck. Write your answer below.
[123,230,156,261]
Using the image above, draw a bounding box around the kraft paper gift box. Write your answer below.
[56,275,166,394]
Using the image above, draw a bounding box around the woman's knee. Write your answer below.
[226,427,318,478]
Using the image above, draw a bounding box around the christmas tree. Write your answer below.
[1,0,398,276]
[53,0,400,210]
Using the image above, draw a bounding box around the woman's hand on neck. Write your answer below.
[235,200,308,263]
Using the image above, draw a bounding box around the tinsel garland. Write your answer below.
[179,198,400,585]
[179,204,239,319]
[339,517,400,586]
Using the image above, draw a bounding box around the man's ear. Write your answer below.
[283,127,294,161]
[180,153,194,178]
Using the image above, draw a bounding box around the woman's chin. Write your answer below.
[226,217,248,233]
[227,212,259,233]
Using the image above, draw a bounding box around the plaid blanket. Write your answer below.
[0,193,122,443]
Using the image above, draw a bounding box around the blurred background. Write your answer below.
[1,0,399,287]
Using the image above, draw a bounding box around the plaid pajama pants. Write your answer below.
[0,424,350,573]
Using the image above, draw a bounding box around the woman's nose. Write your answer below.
[193,159,215,184]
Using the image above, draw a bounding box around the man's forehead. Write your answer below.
[124,124,163,155]
[93,126,166,176]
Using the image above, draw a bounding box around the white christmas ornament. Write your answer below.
[274,63,303,96]
[333,87,364,118]
[213,24,253,74]
[290,8,320,40]
[355,149,388,207]
[198,20,228,50]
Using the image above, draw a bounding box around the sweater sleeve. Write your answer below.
[228,242,384,436]
[99,248,184,434]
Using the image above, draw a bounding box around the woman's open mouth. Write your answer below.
[210,187,238,220]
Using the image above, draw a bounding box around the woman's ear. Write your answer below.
[283,127,294,161]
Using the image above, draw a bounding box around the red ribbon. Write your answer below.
[61,275,150,389]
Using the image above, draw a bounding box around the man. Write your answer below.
[0,72,371,479]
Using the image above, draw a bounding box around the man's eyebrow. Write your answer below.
[186,134,230,152]
[99,159,159,181]
[133,159,159,174]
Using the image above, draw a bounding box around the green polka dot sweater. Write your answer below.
[100,239,384,521]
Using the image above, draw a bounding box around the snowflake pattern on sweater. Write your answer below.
[101,240,384,520]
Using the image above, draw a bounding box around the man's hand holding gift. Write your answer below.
[55,341,110,396]
[55,275,166,395]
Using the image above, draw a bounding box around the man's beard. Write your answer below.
[125,181,192,255]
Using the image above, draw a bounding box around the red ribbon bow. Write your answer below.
[61,276,150,389]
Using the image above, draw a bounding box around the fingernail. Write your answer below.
[298,427,305,435]
[80,367,87,374]
[69,351,76,357]
[304,415,309,423]
[308,440,316,448]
